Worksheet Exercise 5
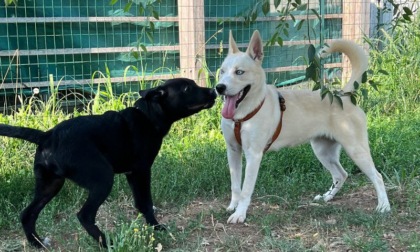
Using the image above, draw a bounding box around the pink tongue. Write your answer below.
[222,94,239,119]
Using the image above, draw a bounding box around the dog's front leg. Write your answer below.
[226,145,243,211]
[126,170,161,228]
[227,149,263,224]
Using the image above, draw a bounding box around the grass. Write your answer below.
[0,17,420,252]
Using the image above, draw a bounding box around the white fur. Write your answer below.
[217,30,391,224]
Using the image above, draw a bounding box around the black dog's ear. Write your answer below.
[139,87,167,100]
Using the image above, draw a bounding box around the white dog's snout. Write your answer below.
[215,83,227,95]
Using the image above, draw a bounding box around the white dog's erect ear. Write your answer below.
[228,30,240,54]
[246,30,264,63]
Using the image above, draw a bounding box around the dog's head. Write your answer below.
[215,30,267,119]
[138,78,217,121]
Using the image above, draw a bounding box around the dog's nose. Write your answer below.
[215,84,226,95]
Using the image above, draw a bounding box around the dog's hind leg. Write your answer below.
[76,166,114,248]
[342,141,391,212]
[226,146,243,212]
[311,137,348,202]
[21,164,65,248]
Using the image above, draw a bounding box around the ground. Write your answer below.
[1,185,418,251]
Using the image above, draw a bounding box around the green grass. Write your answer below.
[0,17,419,252]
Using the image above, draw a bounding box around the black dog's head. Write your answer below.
[138,78,217,121]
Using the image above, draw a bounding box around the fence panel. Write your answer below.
[0,0,396,111]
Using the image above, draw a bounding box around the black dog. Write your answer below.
[0,78,216,248]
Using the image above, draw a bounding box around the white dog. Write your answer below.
[215,30,391,224]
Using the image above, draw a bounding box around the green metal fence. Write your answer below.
[0,0,391,111]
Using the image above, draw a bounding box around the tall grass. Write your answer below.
[365,16,420,116]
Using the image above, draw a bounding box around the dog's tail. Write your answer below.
[319,39,368,93]
[0,124,46,145]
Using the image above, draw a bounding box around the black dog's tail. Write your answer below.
[0,124,46,145]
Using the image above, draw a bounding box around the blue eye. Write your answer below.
[236,70,244,75]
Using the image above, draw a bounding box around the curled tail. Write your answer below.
[319,39,368,92]
[0,124,46,145]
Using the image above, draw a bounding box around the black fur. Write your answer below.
[0,78,216,248]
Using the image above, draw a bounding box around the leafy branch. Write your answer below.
[305,43,387,108]
[110,0,162,52]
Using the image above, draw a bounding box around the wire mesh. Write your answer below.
[0,0,418,112]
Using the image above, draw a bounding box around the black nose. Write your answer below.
[215,84,226,94]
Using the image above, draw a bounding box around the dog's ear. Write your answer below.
[228,30,240,55]
[246,30,264,63]
[139,87,167,101]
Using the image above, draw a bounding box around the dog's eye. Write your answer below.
[235,70,244,75]
[184,86,189,92]
[220,69,225,75]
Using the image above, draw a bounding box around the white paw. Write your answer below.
[226,201,238,212]
[314,194,323,201]
[227,211,246,224]
[42,237,51,247]
[314,194,334,202]
[376,204,391,213]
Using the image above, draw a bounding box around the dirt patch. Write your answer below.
[153,186,419,251]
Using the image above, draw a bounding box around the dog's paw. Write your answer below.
[226,201,238,212]
[314,193,333,202]
[42,237,51,247]
[227,211,246,224]
[154,224,168,231]
[376,204,391,213]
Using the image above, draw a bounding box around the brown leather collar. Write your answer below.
[232,92,286,153]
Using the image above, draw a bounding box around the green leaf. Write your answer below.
[321,89,328,100]
[124,2,133,12]
[312,81,321,91]
[149,21,155,31]
[403,6,413,16]
[283,28,289,37]
[307,44,316,62]
[378,69,389,75]
[262,0,270,15]
[295,0,301,5]
[277,37,284,47]
[361,71,368,83]
[335,95,343,109]
[146,31,154,43]
[152,10,159,20]
[131,51,140,59]
[402,14,411,21]
[296,19,305,30]
[327,92,333,104]
[297,3,308,11]
[369,80,379,91]
[289,13,296,23]
[311,9,321,20]
[353,81,359,90]
[305,64,316,81]
[274,0,281,8]
[361,88,368,100]
[350,94,357,105]
[109,0,118,5]
[139,44,148,52]
[138,4,145,15]
[251,12,257,22]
